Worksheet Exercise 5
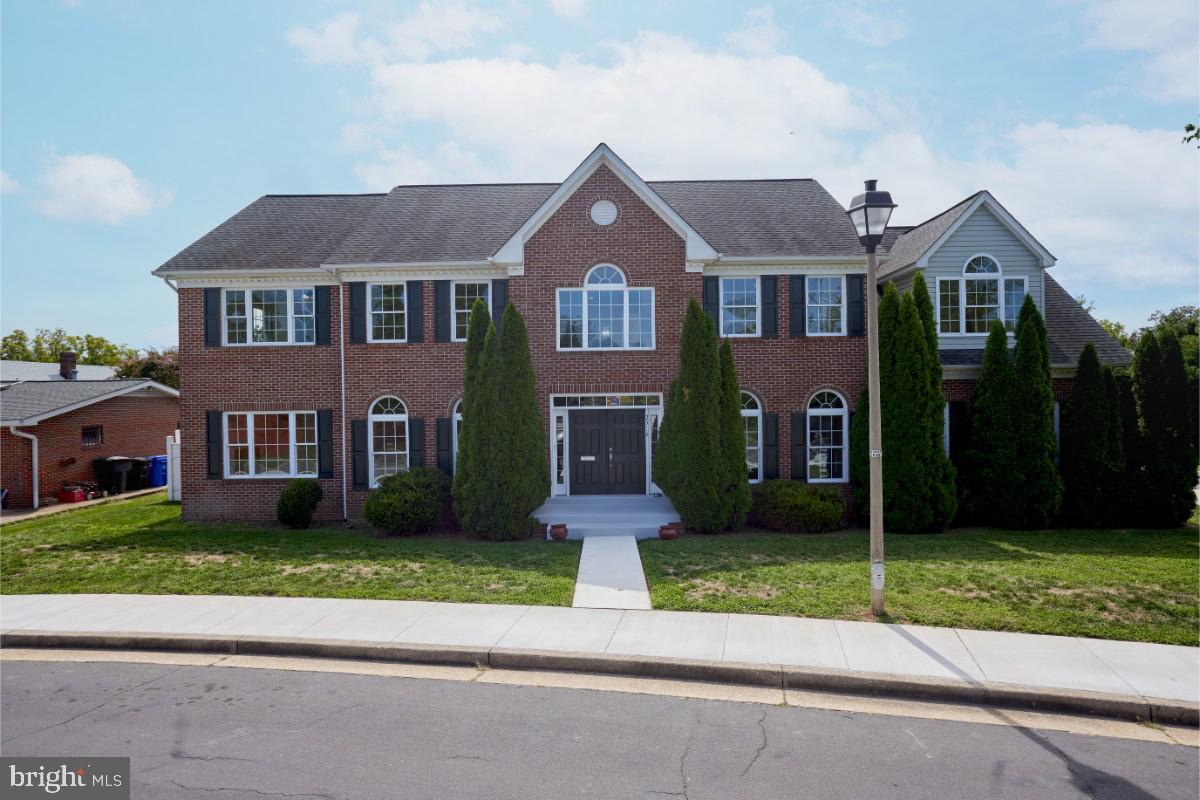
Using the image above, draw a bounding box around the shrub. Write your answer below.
[363,467,450,535]
[1060,344,1121,526]
[749,480,844,533]
[452,298,492,535]
[1009,295,1062,527]
[718,339,752,530]
[962,320,1022,526]
[276,479,323,529]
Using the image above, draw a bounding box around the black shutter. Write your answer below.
[763,412,779,479]
[349,282,366,344]
[206,410,222,478]
[203,288,221,347]
[352,420,368,489]
[702,276,719,324]
[789,276,806,337]
[406,281,424,343]
[409,418,425,467]
[315,286,331,346]
[847,274,865,337]
[434,280,451,343]
[949,401,971,466]
[761,276,778,339]
[317,409,333,478]
[791,411,807,481]
[436,417,453,474]
[491,279,508,333]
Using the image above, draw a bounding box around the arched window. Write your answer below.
[807,390,847,483]
[369,396,408,487]
[938,253,1027,335]
[740,391,763,482]
[451,399,464,474]
[558,264,654,350]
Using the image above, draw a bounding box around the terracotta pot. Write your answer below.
[549,524,569,542]
[659,524,678,540]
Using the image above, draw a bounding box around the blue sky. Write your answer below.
[2,0,1196,350]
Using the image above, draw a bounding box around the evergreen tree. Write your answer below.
[1102,366,1126,514]
[964,321,1022,526]
[848,387,870,522]
[1135,332,1198,526]
[452,300,492,534]
[911,271,957,529]
[1060,344,1116,526]
[1113,371,1143,525]
[1010,295,1062,527]
[718,339,752,529]
[653,300,726,533]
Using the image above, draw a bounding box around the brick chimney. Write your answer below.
[59,351,77,380]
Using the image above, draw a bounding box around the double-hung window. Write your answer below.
[720,277,759,337]
[806,275,845,335]
[557,264,654,350]
[224,411,317,478]
[807,391,847,483]
[369,284,406,342]
[937,255,1028,335]
[223,288,315,345]
[452,282,490,341]
[368,397,408,487]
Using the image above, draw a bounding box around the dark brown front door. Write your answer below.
[568,409,646,495]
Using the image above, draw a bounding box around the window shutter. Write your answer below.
[763,412,779,479]
[203,288,221,347]
[206,410,222,478]
[847,274,865,337]
[761,276,778,339]
[436,417,453,474]
[352,420,368,489]
[409,417,425,467]
[406,280,424,343]
[702,276,719,324]
[317,409,333,478]
[349,283,367,344]
[434,280,451,343]
[791,411,807,481]
[491,279,509,333]
[315,286,331,346]
[788,276,806,337]
[948,401,970,466]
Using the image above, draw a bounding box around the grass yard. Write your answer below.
[640,527,1200,645]
[1,495,580,606]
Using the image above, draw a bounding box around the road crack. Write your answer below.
[740,710,768,777]
[164,780,337,799]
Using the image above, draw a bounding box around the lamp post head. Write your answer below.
[846,179,897,254]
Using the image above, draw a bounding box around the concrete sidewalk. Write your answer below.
[2,593,1196,721]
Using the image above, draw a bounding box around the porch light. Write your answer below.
[846,179,896,253]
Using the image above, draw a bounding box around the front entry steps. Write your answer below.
[572,536,652,610]
[534,494,679,540]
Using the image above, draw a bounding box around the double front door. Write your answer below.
[568,409,646,495]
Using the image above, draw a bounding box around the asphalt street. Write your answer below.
[1,659,1196,800]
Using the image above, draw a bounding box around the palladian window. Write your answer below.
[938,255,1027,335]
[557,264,654,350]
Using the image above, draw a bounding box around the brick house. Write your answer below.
[152,144,1127,523]
[1,353,180,509]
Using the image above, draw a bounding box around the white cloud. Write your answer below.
[817,1,908,47]
[35,154,171,223]
[0,171,19,193]
[547,0,588,20]
[1076,0,1199,102]
[287,12,363,65]
[723,6,784,54]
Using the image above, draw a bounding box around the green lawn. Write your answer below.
[1,495,580,606]
[640,527,1200,645]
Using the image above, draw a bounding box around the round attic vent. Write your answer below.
[590,200,618,226]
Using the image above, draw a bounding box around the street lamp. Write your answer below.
[846,179,896,617]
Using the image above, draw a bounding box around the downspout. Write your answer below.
[159,276,178,294]
[324,266,348,521]
[9,425,39,510]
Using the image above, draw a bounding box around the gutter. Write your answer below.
[159,276,178,294]
[8,425,39,510]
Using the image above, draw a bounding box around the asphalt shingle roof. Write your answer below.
[879,192,981,278]
[0,380,167,424]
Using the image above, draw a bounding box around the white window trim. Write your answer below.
[935,254,1030,337]
[555,285,656,352]
[740,392,763,484]
[807,392,848,484]
[1002,276,1027,331]
[222,287,316,347]
[222,411,318,479]
[451,281,491,343]
[719,276,762,338]
[367,398,409,488]
[805,274,847,337]
[451,400,463,474]
[366,282,408,344]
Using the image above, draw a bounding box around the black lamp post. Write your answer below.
[846,179,895,616]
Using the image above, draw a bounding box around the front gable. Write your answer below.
[918,192,1055,271]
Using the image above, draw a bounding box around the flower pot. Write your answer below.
[659,523,679,540]
[549,523,569,542]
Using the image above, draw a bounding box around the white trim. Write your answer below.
[943,403,951,458]
[705,262,867,276]
[221,286,317,347]
[450,280,491,343]
[222,410,318,479]
[936,258,1028,338]
[492,143,719,266]
[451,399,463,475]
[718,276,762,338]
[806,390,848,484]
[1,380,180,427]
[714,255,867,265]
[549,392,664,497]
[805,274,847,337]
[367,397,409,488]
[555,283,656,352]
[740,391,763,484]
[365,282,408,344]
[914,192,1056,270]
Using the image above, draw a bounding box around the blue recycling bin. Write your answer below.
[148,455,169,487]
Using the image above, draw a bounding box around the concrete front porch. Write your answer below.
[534,494,679,540]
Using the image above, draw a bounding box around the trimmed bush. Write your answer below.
[363,466,450,535]
[1009,295,1062,527]
[718,339,752,530]
[276,479,323,529]
[963,320,1022,526]
[749,480,844,533]
[1061,344,1120,526]
[452,298,492,535]
[1133,331,1198,527]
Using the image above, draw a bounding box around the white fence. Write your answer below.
[166,430,182,502]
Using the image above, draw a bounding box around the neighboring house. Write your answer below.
[151,144,1128,523]
[1,354,117,383]
[1,355,179,508]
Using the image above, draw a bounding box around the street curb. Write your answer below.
[3,629,1195,727]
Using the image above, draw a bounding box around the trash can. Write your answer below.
[127,457,150,490]
[148,455,168,487]
[94,456,134,494]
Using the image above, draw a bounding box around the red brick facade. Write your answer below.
[1,394,179,508]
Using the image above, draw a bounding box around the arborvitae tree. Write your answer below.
[452,300,493,534]
[911,271,957,529]
[1135,331,1198,526]
[1010,295,1062,527]
[467,322,504,537]
[849,387,870,521]
[1102,367,1127,514]
[1061,344,1116,526]
[718,339,752,530]
[1113,371,1143,524]
[964,320,1023,526]
[653,299,725,533]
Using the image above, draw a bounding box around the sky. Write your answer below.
[2,0,1197,351]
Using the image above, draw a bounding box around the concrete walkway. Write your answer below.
[572,537,652,610]
[3,593,1196,711]
[0,487,165,523]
